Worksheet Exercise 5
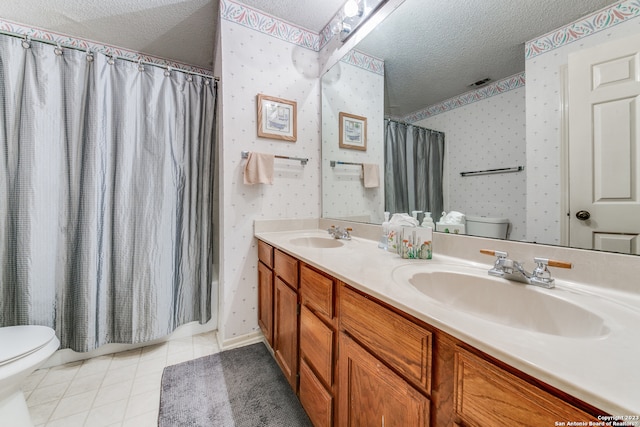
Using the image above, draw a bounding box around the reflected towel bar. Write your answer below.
[241,150,308,165]
[460,166,524,177]
[330,160,363,168]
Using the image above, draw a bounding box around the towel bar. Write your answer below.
[241,150,308,165]
[460,166,524,177]
[330,160,363,168]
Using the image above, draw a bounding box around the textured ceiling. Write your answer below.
[0,0,218,69]
[356,0,619,118]
[0,0,343,70]
[0,0,622,115]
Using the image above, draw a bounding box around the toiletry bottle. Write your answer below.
[421,212,435,229]
[378,212,391,250]
[420,241,432,259]
[388,216,402,254]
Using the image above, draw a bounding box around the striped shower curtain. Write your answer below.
[384,119,444,218]
[0,35,217,352]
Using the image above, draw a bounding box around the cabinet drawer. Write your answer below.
[300,359,333,427]
[300,264,334,319]
[340,285,432,393]
[257,240,273,268]
[300,305,334,387]
[274,249,298,289]
[454,347,599,426]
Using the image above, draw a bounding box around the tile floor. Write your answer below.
[23,331,220,427]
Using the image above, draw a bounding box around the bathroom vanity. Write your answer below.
[255,220,640,426]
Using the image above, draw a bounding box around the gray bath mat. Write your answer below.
[158,342,312,426]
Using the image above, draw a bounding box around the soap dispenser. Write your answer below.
[421,212,435,229]
[378,211,391,250]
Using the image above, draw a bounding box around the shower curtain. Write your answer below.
[0,36,217,352]
[385,119,444,218]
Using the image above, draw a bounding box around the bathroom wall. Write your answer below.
[217,8,322,345]
[415,79,527,241]
[525,2,640,245]
[322,54,385,223]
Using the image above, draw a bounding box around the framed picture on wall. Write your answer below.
[257,94,297,142]
[339,112,367,151]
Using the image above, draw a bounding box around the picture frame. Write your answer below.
[257,94,297,142]
[339,112,367,151]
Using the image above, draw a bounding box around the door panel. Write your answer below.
[568,33,640,254]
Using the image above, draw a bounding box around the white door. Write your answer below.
[568,33,640,255]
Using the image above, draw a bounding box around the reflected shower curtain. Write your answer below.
[0,36,216,352]
[385,119,444,217]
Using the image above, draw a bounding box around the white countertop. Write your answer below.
[255,228,640,416]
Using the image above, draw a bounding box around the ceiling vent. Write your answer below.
[468,77,491,88]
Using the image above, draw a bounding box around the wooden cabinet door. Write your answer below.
[339,333,430,427]
[300,358,333,427]
[454,347,599,426]
[258,261,274,347]
[274,277,299,391]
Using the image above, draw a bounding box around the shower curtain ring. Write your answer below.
[164,66,171,77]
[138,60,144,71]
[86,48,94,62]
[21,35,31,49]
[54,42,63,56]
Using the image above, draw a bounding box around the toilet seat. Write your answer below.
[0,326,57,366]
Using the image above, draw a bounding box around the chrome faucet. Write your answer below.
[327,225,352,240]
[481,249,572,289]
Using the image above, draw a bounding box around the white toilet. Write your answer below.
[0,326,60,427]
[466,215,510,239]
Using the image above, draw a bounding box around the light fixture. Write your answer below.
[344,0,359,18]
[338,0,387,42]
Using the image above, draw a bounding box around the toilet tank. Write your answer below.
[466,216,510,239]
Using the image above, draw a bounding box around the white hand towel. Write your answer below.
[362,163,380,188]
[243,152,275,185]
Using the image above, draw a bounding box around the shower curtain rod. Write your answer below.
[384,117,442,134]
[0,29,220,82]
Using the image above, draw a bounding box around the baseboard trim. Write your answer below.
[218,330,265,351]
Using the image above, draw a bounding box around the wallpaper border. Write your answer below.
[0,18,214,76]
[340,49,385,75]
[221,0,320,51]
[526,0,640,59]
[403,72,526,123]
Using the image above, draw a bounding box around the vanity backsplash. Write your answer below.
[255,218,640,297]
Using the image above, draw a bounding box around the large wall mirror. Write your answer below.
[322,0,640,255]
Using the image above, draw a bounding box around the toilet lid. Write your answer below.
[0,326,56,365]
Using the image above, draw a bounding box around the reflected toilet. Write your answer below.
[466,216,510,239]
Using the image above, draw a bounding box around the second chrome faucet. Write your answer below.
[480,249,572,289]
[327,225,352,240]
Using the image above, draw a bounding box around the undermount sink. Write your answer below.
[393,265,609,338]
[289,236,345,248]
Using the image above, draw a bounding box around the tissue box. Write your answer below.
[436,222,466,234]
[396,226,432,259]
